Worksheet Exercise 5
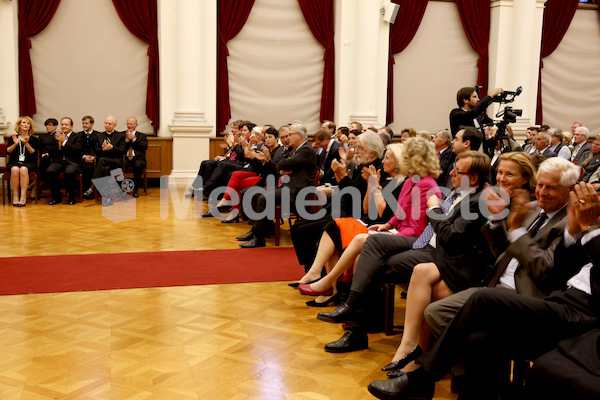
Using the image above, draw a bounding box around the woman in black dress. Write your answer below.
[6,116,38,206]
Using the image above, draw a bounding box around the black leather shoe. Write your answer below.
[69,199,76,205]
[317,303,364,324]
[324,330,368,353]
[387,370,407,379]
[184,190,195,198]
[83,188,94,199]
[49,199,61,205]
[306,292,342,307]
[132,191,139,198]
[367,373,434,400]
[202,208,217,218]
[240,237,265,248]
[102,198,114,207]
[236,230,254,241]
[221,215,240,223]
[382,346,423,371]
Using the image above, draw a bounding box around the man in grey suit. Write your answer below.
[571,126,592,165]
[424,157,581,337]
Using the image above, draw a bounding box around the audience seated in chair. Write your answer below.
[205,125,292,223]
[6,116,38,207]
[367,181,600,400]
[123,117,148,198]
[84,115,125,206]
[47,117,84,205]
[289,131,385,271]
[295,139,441,307]
[79,115,100,194]
[316,151,494,354]
[238,122,317,248]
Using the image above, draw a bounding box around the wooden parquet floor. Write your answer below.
[0,189,456,400]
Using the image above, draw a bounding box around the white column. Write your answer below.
[336,0,390,128]
[489,0,546,140]
[0,1,18,136]
[160,0,216,184]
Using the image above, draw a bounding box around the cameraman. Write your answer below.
[449,86,503,137]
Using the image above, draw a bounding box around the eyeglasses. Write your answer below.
[454,169,471,175]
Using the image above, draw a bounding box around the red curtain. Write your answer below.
[216,0,256,134]
[113,0,160,131]
[386,0,428,124]
[298,0,335,124]
[456,0,491,98]
[535,0,579,124]
[18,0,61,117]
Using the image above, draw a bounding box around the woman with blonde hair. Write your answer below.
[6,116,38,206]
[296,138,442,305]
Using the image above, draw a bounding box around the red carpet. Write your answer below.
[0,248,303,295]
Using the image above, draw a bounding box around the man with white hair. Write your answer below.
[534,132,557,158]
[239,122,317,248]
[571,126,592,165]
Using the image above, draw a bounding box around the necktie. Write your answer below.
[127,148,133,160]
[487,212,548,287]
[320,151,328,169]
[412,191,460,249]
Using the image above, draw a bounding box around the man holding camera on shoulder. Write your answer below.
[450,86,504,138]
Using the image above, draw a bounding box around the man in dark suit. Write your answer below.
[449,86,503,137]
[424,156,580,338]
[239,122,317,248]
[79,115,100,193]
[433,129,454,187]
[581,138,600,182]
[123,117,148,198]
[367,182,600,400]
[313,129,341,186]
[571,126,592,165]
[39,118,60,183]
[85,115,125,205]
[317,151,494,352]
[47,117,84,205]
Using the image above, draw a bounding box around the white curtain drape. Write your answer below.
[227,0,323,133]
[30,0,153,133]
[542,9,600,136]
[390,1,479,134]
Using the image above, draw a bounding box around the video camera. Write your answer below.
[482,86,524,146]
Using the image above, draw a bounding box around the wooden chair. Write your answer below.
[1,143,8,205]
[382,281,407,335]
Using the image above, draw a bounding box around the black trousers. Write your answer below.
[290,216,333,271]
[47,159,81,201]
[80,159,95,190]
[418,288,598,400]
[93,157,123,180]
[526,329,600,400]
[349,234,434,294]
[125,158,146,193]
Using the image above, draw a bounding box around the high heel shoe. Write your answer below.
[381,345,423,371]
[306,292,342,307]
[202,208,216,217]
[221,215,240,223]
[288,277,321,288]
[298,283,333,296]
